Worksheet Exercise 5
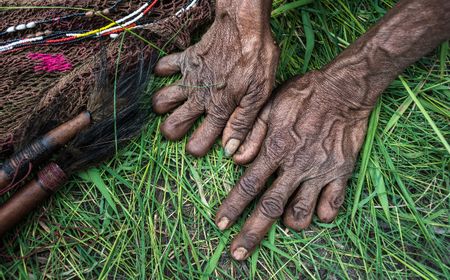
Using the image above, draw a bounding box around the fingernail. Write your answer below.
[232,247,248,261]
[224,139,240,157]
[217,217,230,230]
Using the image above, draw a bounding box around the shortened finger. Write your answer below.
[230,174,298,260]
[160,99,203,140]
[186,93,236,156]
[316,177,348,223]
[154,52,183,76]
[283,179,323,231]
[152,81,187,114]
[186,114,227,157]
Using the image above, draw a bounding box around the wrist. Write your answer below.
[213,0,274,55]
[320,48,388,109]
[216,0,272,16]
[316,68,377,116]
[322,0,450,108]
[216,0,273,36]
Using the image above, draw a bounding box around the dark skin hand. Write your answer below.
[152,0,278,159]
[214,0,450,260]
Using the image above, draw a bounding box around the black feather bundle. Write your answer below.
[57,52,156,174]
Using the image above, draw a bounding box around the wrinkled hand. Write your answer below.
[152,0,278,158]
[215,70,372,260]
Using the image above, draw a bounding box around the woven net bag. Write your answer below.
[0,0,214,159]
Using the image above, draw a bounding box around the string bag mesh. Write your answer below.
[0,0,214,158]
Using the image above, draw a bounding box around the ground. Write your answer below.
[0,0,449,279]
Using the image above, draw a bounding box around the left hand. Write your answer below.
[152,0,279,158]
[215,70,371,260]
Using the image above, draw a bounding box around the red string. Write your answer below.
[1,0,159,54]
[143,0,159,15]
[103,0,158,36]
[45,36,77,44]
[0,46,30,55]
[0,160,33,196]
[102,23,137,36]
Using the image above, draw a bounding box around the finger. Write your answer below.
[232,102,271,165]
[152,81,187,114]
[160,99,203,141]
[230,174,298,260]
[283,180,323,231]
[186,114,227,157]
[186,96,234,157]
[154,52,183,76]
[222,89,270,157]
[316,177,348,223]
[215,154,278,231]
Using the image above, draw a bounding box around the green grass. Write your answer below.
[1,0,449,279]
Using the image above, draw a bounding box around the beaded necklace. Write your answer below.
[0,0,200,54]
[0,0,125,37]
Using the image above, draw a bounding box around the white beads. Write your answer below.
[26,22,37,29]
[0,0,198,53]
[95,2,148,37]
[16,24,26,30]
[176,0,199,16]
[100,0,199,40]
[4,21,37,34]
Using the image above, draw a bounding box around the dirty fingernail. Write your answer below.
[217,217,230,230]
[224,139,241,157]
[232,247,248,261]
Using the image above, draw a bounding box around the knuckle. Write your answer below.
[207,111,228,127]
[231,115,249,127]
[247,81,268,102]
[259,193,285,219]
[190,95,205,110]
[263,134,287,159]
[179,50,191,70]
[209,98,233,117]
[240,231,260,250]
[331,194,345,209]
[334,156,349,170]
[220,200,240,218]
[291,199,311,220]
[237,175,260,199]
[230,113,254,136]
[187,52,201,68]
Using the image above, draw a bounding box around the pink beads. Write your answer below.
[27,52,73,72]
